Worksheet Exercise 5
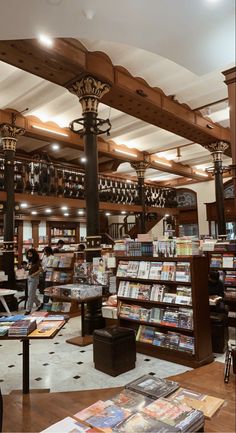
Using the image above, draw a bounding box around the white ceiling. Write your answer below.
[0,0,234,182]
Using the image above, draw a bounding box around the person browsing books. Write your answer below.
[25,248,42,315]
[53,239,65,253]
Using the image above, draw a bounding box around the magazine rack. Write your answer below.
[116,256,213,368]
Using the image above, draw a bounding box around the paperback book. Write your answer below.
[175,262,191,283]
[125,375,179,400]
[110,389,152,413]
[168,387,224,419]
[74,400,131,430]
[113,412,179,433]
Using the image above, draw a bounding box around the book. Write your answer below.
[8,319,37,337]
[125,375,179,399]
[74,400,131,430]
[113,412,178,433]
[222,254,234,268]
[41,416,99,433]
[168,387,225,419]
[116,261,129,277]
[175,262,191,283]
[126,261,140,278]
[143,398,204,432]
[110,389,152,413]
[160,262,176,281]
[0,326,9,336]
[137,261,151,279]
[148,262,163,280]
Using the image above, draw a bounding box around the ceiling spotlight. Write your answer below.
[83,9,96,20]
[80,157,87,163]
[45,208,52,213]
[105,212,111,216]
[61,206,68,211]
[52,143,60,151]
[38,34,54,48]
[64,213,69,217]
[20,203,28,208]
[31,211,38,215]
[121,211,126,214]
[78,210,84,215]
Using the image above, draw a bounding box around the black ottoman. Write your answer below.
[93,327,136,376]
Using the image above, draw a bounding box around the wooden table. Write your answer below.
[0,321,66,395]
[0,289,17,315]
[2,362,235,432]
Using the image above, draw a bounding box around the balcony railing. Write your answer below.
[0,155,178,208]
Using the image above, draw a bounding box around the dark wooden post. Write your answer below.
[68,76,110,337]
[0,122,24,288]
[205,142,229,236]
[222,67,236,213]
[131,161,150,233]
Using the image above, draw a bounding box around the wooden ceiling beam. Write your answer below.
[0,109,212,181]
[0,38,231,151]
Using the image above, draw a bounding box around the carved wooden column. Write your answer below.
[0,122,25,288]
[222,67,236,211]
[205,141,229,236]
[131,161,150,233]
[68,76,111,339]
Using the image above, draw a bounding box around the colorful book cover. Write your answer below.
[113,412,179,433]
[85,404,131,429]
[168,387,225,419]
[111,389,152,413]
[126,375,179,399]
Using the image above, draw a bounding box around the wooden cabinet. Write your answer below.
[116,256,213,368]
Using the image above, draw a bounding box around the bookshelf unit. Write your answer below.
[44,252,76,314]
[116,256,213,368]
[208,249,236,327]
[48,222,80,250]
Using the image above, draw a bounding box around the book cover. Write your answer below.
[137,261,151,279]
[168,387,225,419]
[113,412,179,433]
[126,261,140,278]
[125,375,179,399]
[41,416,98,433]
[110,389,152,413]
[143,398,204,430]
[149,262,163,280]
[175,262,191,282]
[116,261,129,277]
[76,401,131,430]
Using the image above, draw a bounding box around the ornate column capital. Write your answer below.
[68,76,110,114]
[131,161,150,179]
[0,123,25,152]
[205,141,229,162]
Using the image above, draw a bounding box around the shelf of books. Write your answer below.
[116,256,213,368]
[44,253,76,314]
[208,249,236,327]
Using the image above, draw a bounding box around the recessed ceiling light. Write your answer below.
[31,211,38,215]
[61,206,68,211]
[80,157,87,163]
[121,211,126,214]
[45,208,52,213]
[83,9,96,20]
[38,34,54,48]
[126,180,132,183]
[64,213,69,217]
[78,210,84,215]
[52,143,60,151]
[105,212,111,216]
[20,203,28,208]
[165,214,170,217]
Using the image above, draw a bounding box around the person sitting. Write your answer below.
[53,239,65,253]
[208,270,224,298]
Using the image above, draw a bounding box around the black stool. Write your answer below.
[93,327,136,376]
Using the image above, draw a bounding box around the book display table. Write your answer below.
[0,289,17,316]
[2,362,235,433]
[0,320,66,394]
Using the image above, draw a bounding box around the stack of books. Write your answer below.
[8,319,36,337]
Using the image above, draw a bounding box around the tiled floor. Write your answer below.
[0,299,234,395]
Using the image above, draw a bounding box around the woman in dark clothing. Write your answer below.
[25,249,41,314]
[208,270,225,298]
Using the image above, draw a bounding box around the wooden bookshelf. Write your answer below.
[207,249,236,327]
[116,256,213,368]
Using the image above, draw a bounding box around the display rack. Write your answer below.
[116,256,213,368]
[207,249,236,327]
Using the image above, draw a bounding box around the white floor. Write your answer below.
[0,297,234,395]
